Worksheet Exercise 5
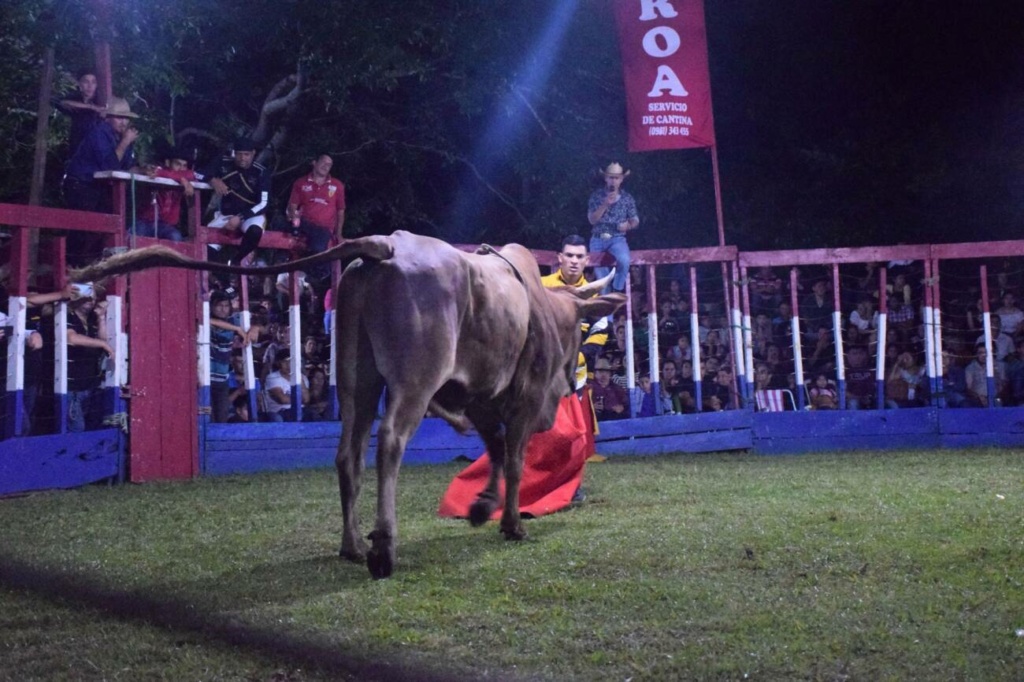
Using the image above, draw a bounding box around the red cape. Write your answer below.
[438,393,595,519]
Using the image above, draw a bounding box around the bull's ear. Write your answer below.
[577,293,627,320]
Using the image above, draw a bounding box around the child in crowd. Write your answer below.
[630,373,657,418]
[135,146,196,241]
[809,372,838,410]
[227,394,250,423]
[209,288,259,423]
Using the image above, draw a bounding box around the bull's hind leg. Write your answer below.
[466,410,506,527]
[498,424,530,541]
[366,389,431,579]
[337,331,383,564]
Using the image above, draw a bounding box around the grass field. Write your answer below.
[1,449,1022,681]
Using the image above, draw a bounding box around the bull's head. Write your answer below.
[552,270,627,405]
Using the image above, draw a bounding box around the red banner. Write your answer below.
[614,0,716,152]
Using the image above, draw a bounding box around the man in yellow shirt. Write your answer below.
[541,235,610,379]
[541,234,589,289]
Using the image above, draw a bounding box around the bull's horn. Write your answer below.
[577,269,615,297]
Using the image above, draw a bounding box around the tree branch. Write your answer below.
[252,65,306,146]
[513,86,550,137]
[394,141,530,227]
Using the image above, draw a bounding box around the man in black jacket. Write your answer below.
[199,136,268,264]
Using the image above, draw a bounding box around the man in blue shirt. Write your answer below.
[587,162,639,293]
[63,97,139,264]
[63,97,139,214]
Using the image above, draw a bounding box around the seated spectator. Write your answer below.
[665,277,685,305]
[209,288,260,423]
[754,361,788,392]
[772,301,794,345]
[942,350,969,408]
[303,365,330,421]
[66,289,114,432]
[1005,342,1024,406]
[885,351,929,408]
[701,356,722,386]
[809,372,838,410]
[994,292,1024,336]
[800,278,833,345]
[844,345,876,410]
[702,329,727,364]
[276,271,315,312]
[666,332,692,367]
[263,351,294,422]
[227,394,250,423]
[589,357,629,421]
[965,344,1005,407]
[608,352,629,391]
[675,360,698,413]
[260,322,290,384]
[630,373,657,417]
[805,324,836,376]
[764,342,793,379]
[887,275,917,344]
[199,136,268,266]
[657,297,682,344]
[750,266,783,314]
[134,146,196,241]
[706,366,737,411]
[848,297,878,350]
[227,351,248,407]
[659,359,682,414]
[976,314,1015,362]
[751,312,772,359]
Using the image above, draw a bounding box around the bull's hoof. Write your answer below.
[366,547,394,579]
[339,536,369,563]
[339,546,367,564]
[468,499,494,527]
[500,524,528,541]
[366,529,394,579]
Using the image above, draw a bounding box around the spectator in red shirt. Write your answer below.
[134,147,195,241]
[287,154,346,285]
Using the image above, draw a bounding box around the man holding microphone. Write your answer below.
[587,162,639,293]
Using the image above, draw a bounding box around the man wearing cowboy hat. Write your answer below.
[588,355,630,421]
[587,161,640,293]
[63,96,139,214]
[63,96,140,263]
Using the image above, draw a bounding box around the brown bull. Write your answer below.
[73,231,625,578]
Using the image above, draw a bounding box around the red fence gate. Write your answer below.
[125,238,202,481]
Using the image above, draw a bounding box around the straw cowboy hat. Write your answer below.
[601,162,630,179]
[104,97,138,119]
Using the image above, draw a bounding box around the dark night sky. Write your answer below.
[697,1,1024,247]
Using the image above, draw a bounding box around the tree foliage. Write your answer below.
[1,0,1019,249]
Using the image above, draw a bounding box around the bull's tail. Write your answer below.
[70,235,396,283]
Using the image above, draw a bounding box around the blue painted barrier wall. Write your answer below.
[5,407,1024,495]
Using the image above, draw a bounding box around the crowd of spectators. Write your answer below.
[203,269,333,423]
[580,258,1024,420]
